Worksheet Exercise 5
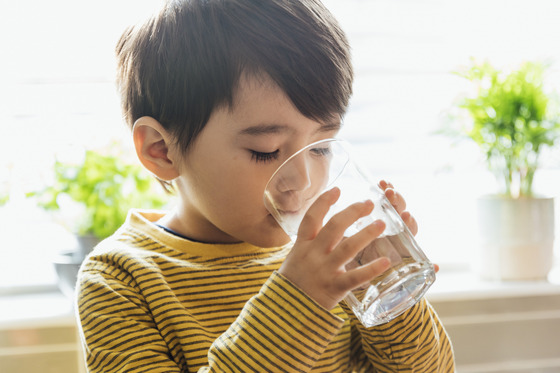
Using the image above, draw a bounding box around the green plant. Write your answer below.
[31,148,169,239]
[452,60,560,198]
[0,191,8,207]
[0,173,9,206]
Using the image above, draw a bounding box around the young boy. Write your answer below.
[76,0,454,372]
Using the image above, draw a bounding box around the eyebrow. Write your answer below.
[318,122,342,133]
[239,124,290,136]
[239,121,341,136]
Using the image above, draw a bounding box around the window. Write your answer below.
[1,0,559,293]
[326,0,560,267]
[0,0,165,292]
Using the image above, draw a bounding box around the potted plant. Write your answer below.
[30,146,169,295]
[450,60,560,280]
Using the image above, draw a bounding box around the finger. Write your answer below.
[339,257,391,291]
[384,188,407,214]
[297,187,341,241]
[316,199,375,250]
[378,180,392,191]
[331,220,385,266]
[401,211,418,236]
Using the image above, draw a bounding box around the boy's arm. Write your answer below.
[203,271,345,372]
[344,297,455,372]
[77,270,183,373]
[77,268,344,373]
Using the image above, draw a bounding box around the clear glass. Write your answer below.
[264,139,435,327]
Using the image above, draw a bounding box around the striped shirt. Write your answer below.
[76,210,454,372]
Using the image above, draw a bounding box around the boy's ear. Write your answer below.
[132,116,180,181]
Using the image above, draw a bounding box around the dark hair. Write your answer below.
[116,0,353,153]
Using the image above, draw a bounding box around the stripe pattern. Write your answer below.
[76,210,454,372]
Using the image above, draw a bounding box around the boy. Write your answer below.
[76,0,454,372]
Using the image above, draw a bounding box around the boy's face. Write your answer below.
[170,74,340,247]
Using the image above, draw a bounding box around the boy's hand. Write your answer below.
[379,180,418,236]
[379,180,439,273]
[278,187,391,310]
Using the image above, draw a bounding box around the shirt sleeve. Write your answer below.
[202,271,345,372]
[77,269,184,373]
[344,297,456,372]
[77,267,345,373]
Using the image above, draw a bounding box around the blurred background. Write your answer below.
[1,0,559,371]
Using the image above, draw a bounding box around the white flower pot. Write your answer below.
[475,195,555,281]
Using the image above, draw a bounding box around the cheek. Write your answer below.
[203,162,270,216]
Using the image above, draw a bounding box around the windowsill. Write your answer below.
[427,263,560,303]
[0,291,76,329]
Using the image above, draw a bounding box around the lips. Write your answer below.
[264,188,319,231]
[273,192,313,216]
[277,209,301,217]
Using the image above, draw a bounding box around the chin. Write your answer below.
[247,223,292,248]
[251,234,291,248]
[236,215,292,248]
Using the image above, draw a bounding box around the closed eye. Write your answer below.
[250,150,279,163]
[310,146,332,157]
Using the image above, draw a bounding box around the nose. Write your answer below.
[276,151,312,194]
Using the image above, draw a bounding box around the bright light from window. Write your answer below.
[1,0,559,292]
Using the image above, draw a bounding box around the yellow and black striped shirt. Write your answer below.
[76,210,454,372]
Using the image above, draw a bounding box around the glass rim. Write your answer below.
[264,137,349,190]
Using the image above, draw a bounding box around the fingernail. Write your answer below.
[329,187,341,198]
[363,199,374,207]
[372,220,385,229]
[379,257,391,268]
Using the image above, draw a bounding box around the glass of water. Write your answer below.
[264,138,435,327]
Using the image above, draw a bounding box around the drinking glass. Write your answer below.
[264,139,435,327]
